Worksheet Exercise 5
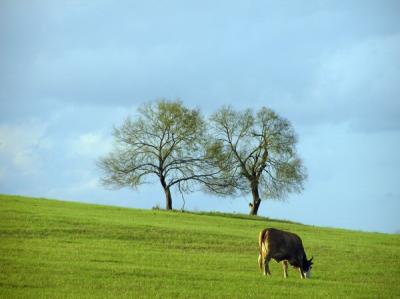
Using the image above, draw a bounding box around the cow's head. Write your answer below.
[304,257,313,278]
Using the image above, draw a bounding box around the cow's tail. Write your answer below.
[258,228,268,271]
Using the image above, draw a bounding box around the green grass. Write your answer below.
[1,194,399,298]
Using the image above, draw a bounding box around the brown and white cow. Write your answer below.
[258,228,313,279]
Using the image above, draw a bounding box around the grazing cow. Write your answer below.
[258,228,313,279]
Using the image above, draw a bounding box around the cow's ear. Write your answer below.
[309,256,314,264]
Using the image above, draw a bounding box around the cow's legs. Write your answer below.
[299,267,305,279]
[258,253,263,272]
[263,255,272,276]
[282,260,289,278]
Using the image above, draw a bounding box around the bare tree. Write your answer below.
[98,100,225,210]
[209,106,307,215]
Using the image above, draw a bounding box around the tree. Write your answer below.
[209,106,307,215]
[98,100,221,210]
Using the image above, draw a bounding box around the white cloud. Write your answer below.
[45,177,101,202]
[70,131,113,157]
[0,120,51,175]
[65,178,100,195]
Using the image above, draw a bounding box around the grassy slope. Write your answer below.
[0,194,399,298]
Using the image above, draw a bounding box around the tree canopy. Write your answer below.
[209,106,307,215]
[98,100,223,210]
[99,101,306,215]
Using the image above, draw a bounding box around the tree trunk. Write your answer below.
[164,186,173,210]
[249,182,261,215]
[160,176,173,210]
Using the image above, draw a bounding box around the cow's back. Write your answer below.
[264,228,305,263]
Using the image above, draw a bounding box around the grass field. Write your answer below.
[1,194,399,298]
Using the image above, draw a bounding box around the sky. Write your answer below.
[1,0,399,233]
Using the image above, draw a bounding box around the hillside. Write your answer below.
[1,194,399,298]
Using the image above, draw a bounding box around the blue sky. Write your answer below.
[1,0,399,233]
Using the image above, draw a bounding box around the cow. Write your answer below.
[258,228,313,279]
